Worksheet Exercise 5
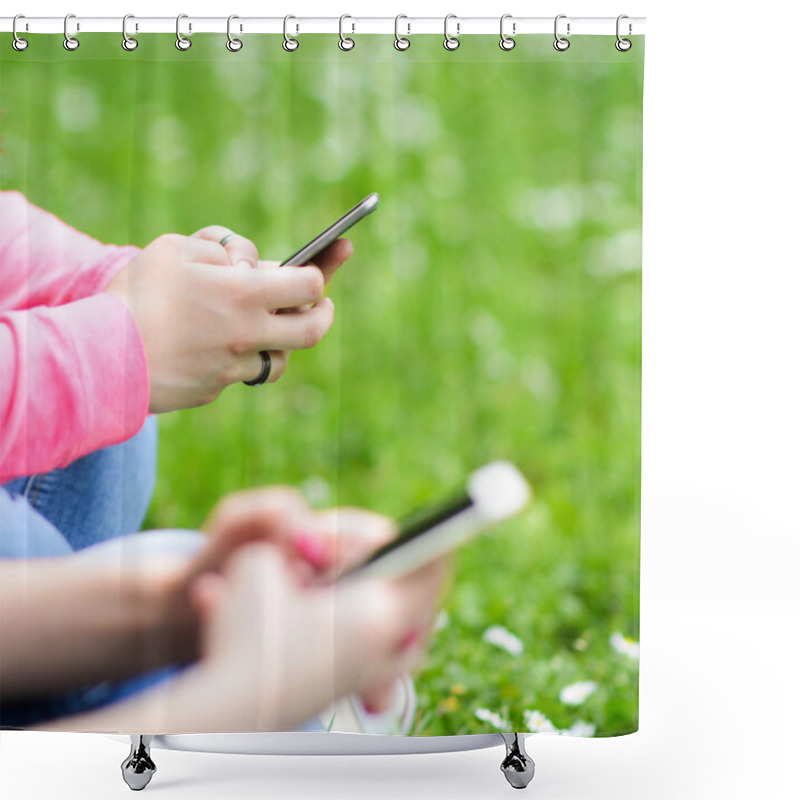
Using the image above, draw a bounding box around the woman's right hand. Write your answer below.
[104,233,346,413]
[189,542,447,733]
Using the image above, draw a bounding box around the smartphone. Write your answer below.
[338,461,531,582]
[280,192,379,267]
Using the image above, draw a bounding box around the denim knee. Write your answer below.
[1,417,158,550]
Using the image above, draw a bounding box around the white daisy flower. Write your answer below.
[524,710,557,734]
[559,681,598,707]
[475,708,510,730]
[610,631,640,660]
[434,610,449,632]
[483,625,524,656]
[561,720,596,737]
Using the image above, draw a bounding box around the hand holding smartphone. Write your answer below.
[278,202,532,583]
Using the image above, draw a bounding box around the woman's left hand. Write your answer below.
[160,488,397,662]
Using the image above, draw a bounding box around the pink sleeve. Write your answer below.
[0,294,150,483]
[0,192,149,482]
[0,190,140,308]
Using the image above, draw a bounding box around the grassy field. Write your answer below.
[1,33,643,736]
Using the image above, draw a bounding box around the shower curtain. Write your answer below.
[0,27,642,742]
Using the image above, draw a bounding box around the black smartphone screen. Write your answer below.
[340,490,473,579]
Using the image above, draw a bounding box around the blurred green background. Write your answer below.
[1,33,642,736]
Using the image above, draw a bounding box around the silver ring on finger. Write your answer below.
[242,351,271,386]
[219,232,238,247]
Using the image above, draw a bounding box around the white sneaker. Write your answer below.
[316,675,417,736]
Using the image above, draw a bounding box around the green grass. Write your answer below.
[1,33,643,736]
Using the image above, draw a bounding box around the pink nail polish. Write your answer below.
[362,700,383,715]
[398,629,423,652]
[293,533,330,569]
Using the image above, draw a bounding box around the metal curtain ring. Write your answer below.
[122,14,138,51]
[283,15,299,51]
[443,14,460,51]
[553,14,570,51]
[499,14,516,51]
[63,14,79,51]
[615,14,632,51]
[176,13,191,51]
[12,15,28,51]
[242,351,272,386]
[227,14,243,51]
[339,14,355,50]
[394,14,410,51]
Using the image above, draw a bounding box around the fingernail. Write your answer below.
[293,533,330,569]
[236,260,254,270]
[398,629,424,652]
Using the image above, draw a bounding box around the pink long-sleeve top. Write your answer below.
[0,191,148,483]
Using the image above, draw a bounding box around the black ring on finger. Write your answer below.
[242,351,271,386]
[219,233,237,247]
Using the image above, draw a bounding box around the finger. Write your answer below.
[239,349,287,386]
[204,486,308,538]
[258,258,313,314]
[192,225,234,243]
[289,558,319,587]
[397,557,450,608]
[317,508,395,545]
[190,488,310,576]
[258,297,334,351]
[191,225,228,242]
[245,265,325,311]
[307,238,353,284]
[190,227,259,268]
[183,237,232,267]
[359,681,398,716]
[291,531,335,572]
[355,558,448,652]
[285,511,385,575]
[307,238,353,276]
[397,558,451,631]
[310,508,396,571]
[224,236,259,270]
[265,349,287,384]
[325,580,429,697]
[365,639,430,701]
[288,516,390,576]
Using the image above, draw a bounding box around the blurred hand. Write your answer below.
[188,488,396,587]
[161,488,394,661]
[189,539,447,732]
[170,487,447,730]
[31,487,446,734]
[104,231,351,413]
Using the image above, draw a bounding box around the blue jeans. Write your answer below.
[0,418,185,728]
[0,417,324,732]
[2,416,158,555]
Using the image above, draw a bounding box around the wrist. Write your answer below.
[180,657,280,733]
[139,567,202,667]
